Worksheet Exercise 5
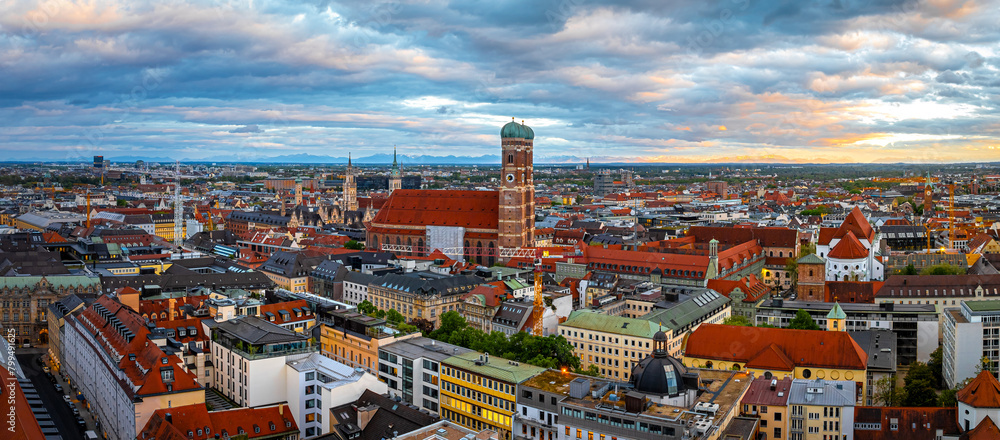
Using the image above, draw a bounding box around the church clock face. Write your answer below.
[506,173,515,183]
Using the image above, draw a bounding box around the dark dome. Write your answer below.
[630,355,697,396]
[653,330,667,344]
[501,119,534,139]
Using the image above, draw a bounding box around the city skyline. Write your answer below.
[2,0,998,163]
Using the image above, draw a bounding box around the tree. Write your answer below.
[430,311,468,340]
[921,264,966,275]
[788,309,821,330]
[385,309,406,325]
[938,388,958,407]
[974,356,993,377]
[574,365,601,377]
[357,300,376,316]
[723,315,753,327]
[409,318,434,334]
[872,376,904,406]
[799,243,816,257]
[928,346,944,389]
[116,199,128,207]
[785,258,798,290]
[343,240,364,250]
[903,362,938,407]
[902,264,919,275]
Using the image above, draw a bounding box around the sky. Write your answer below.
[1,0,998,164]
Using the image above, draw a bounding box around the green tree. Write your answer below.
[921,264,966,275]
[116,199,128,207]
[902,264,919,275]
[928,346,944,389]
[788,309,821,330]
[723,315,753,327]
[799,243,816,257]
[903,362,938,407]
[574,365,601,377]
[938,388,958,407]
[785,258,799,290]
[430,311,467,340]
[343,240,365,250]
[385,309,406,325]
[357,300,376,316]
[872,376,904,406]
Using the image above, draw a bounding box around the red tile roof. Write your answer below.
[684,324,868,371]
[138,404,298,440]
[818,227,838,246]
[854,407,959,440]
[745,343,796,371]
[259,300,315,326]
[740,377,792,406]
[688,226,798,249]
[77,296,203,398]
[962,416,1000,440]
[580,245,710,278]
[0,367,45,440]
[835,207,875,242]
[828,231,868,259]
[958,370,1000,408]
[370,189,499,230]
[825,281,883,303]
[707,274,770,303]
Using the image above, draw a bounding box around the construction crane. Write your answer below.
[530,250,567,336]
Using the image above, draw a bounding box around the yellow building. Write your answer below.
[319,309,420,375]
[440,352,545,440]
[367,272,483,328]
[740,377,792,440]
[683,324,868,404]
[558,311,659,381]
[559,290,730,381]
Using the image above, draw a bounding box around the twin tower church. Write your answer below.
[366,119,537,266]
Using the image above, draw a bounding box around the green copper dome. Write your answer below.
[501,118,534,139]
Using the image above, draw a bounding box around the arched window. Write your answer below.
[396,236,401,245]
[508,154,514,164]
[417,238,424,255]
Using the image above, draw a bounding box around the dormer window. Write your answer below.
[161,367,174,383]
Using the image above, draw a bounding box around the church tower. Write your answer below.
[294,176,303,206]
[498,118,535,252]
[389,146,402,193]
[344,153,358,212]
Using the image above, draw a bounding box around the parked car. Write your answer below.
[41,366,50,373]
[62,395,72,404]
[54,384,62,393]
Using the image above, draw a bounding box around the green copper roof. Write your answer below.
[501,119,534,139]
[443,351,545,384]
[0,275,100,289]
[560,310,660,338]
[827,302,847,320]
[797,253,826,264]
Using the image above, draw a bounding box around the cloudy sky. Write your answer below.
[1,0,997,163]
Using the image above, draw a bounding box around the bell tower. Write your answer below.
[344,153,358,212]
[389,146,402,193]
[499,118,535,252]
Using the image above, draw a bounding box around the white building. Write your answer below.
[943,300,1000,388]
[62,296,205,440]
[377,336,474,416]
[817,207,884,282]
[285,353,387,438]
[207,315,384,439]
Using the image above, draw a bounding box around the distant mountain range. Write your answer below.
[7,153,991,166]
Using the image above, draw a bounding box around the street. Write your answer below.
[16,348,88,440]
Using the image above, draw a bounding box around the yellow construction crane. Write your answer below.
[531,250,565,336]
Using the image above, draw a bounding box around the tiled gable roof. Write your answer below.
[684,324,868,371]
[139,404,298,440]
[745,343,796,371]
[958,370,1000,408]
[962,416,1000,440]
[371,189,499,230]
[828,230,868,259]
[834,207,874,242]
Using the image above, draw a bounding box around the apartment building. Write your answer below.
[558,310,660,381]
[319,308,420,375]
[441,352,546,440]
[378,336,474,416]
[787,379,855,440]
[943,300,1000,388]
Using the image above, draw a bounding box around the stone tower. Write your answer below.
[294,176,303,206]
[389,146,401,193]
[498,118,535,251]
[344,153,358,212]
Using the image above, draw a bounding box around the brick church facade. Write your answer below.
[367,119,536,264]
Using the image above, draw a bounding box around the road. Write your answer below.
[16,349,86,440]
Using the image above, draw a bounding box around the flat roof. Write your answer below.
[381,337,474,362]
[964,299,1000,313]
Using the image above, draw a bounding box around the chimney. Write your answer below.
[357,405,378,430]
[279,404,284,416]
